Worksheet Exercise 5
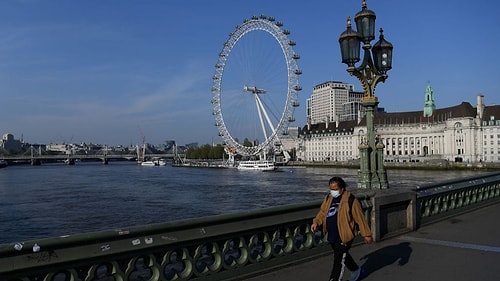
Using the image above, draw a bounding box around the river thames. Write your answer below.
[0,162,486,244]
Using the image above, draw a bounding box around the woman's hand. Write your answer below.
[364,236,373,244]
[311,223,318,232]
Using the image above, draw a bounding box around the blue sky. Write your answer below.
[1,0,498,146]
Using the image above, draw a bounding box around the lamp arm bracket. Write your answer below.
[347,48,387,99]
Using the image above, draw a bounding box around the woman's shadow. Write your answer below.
[358,242,412,280]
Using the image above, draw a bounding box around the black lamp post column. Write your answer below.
[339,0,393,189]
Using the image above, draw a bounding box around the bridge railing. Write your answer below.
[0,197,373,281]
[415,172,500,226]
[2,172,500,281]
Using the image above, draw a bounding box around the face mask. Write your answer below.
[330,190,341,198]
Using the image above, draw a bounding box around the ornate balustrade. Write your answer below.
[1,198,372,281]
[416,172,500,226]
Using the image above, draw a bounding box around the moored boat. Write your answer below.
[140,158,167,167]
[237,160,275,171]
[0,160,7,168]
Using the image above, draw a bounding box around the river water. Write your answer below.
[0,162,485,244]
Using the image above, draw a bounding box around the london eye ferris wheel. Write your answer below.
[211,15,302,159]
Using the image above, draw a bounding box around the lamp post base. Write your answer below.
[372,171,389,189]
[358,99,389,189]
[358,169,372,189]
[357,169,388,189]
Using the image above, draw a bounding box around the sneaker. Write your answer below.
[348,267,363,281]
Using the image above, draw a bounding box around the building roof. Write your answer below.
[373,102,477,126]
[301,119,357,134]
[301,101,500,134]
[482,104,500,121]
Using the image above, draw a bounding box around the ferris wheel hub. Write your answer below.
[243,85,266,94]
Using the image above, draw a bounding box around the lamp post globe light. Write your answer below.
[338,0,393,189]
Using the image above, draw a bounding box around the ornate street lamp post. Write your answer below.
[338,0,393,189]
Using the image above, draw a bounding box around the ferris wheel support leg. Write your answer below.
[255,96,268,141]
[223,148,236,167]
[255,94,277,135]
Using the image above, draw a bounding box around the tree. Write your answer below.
[185,144,228,160]
[243,138,253,147]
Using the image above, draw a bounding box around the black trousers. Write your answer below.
[329,240,359,281]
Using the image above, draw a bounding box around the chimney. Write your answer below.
[477,94,485,120]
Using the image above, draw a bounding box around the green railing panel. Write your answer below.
[415,172,500,226]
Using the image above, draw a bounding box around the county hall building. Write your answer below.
[298,81,500,164]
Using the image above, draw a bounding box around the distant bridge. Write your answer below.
[1,153,183,164]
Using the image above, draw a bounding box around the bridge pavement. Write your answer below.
[244,202,500,281]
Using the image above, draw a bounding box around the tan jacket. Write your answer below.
[312,190,372,243]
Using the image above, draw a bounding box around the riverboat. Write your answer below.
[237,160,276,171]
[140,158,167,167]
[0,159,7,168]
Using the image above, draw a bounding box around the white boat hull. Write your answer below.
[140,159,167,166]
[237,160,276,171]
